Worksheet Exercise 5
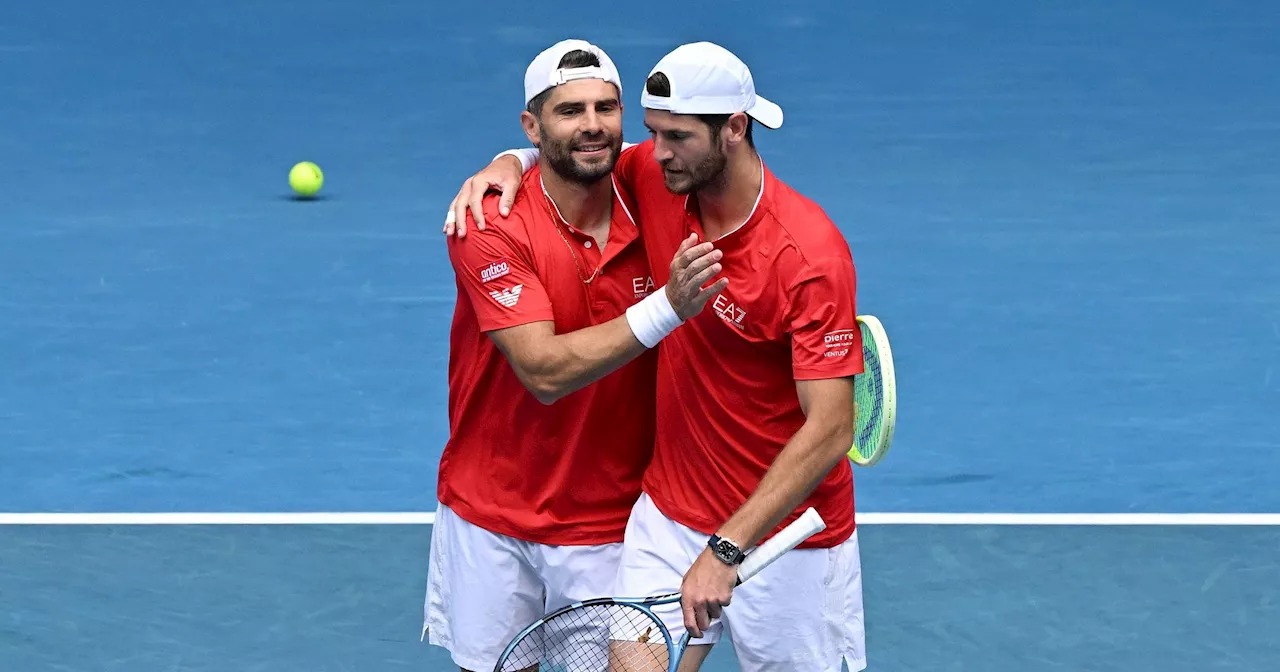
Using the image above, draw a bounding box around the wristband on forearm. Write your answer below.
[625,289,683,348]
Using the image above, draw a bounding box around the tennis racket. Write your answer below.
[491,507,827,672]
[848,314,897,467]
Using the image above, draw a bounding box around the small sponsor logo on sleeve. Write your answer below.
[488,284,523,308]
[822,329,855,357]
[478,261,511,284]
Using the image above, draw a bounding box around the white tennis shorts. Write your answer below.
[423,503,623,671]
[615,493,867,672]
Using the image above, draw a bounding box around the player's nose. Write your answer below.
[579,108,605,133]
[652,139,675,163]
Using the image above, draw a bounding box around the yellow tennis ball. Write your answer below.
[289,161,324,197]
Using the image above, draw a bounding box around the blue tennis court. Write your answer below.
[3,1,1278,670]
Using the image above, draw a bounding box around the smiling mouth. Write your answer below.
[574,143,609,155]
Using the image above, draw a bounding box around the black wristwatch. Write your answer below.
[708,534,745,566]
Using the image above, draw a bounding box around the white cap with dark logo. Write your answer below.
[640,41,783,129]
[524,39,623,106]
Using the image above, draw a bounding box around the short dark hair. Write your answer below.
[644,72,755,147]
[526,50,603,117]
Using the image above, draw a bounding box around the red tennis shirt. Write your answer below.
[616,140,863,549]
[439,166,658,546]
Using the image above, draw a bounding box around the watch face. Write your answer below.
[712,538,739,562]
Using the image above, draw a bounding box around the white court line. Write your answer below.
[0,512,437,525]
[1,512,1278,526]
[857,513,1280,526]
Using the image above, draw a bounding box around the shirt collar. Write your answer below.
[535,166,640,250]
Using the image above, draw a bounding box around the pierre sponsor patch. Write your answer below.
[822,329,856,358]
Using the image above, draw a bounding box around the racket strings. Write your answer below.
[855,342,885,450]
[497,602,669,672]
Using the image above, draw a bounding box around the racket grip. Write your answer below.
[735,508,827,585]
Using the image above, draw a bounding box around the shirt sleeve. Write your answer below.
[446,216,554,332]
[495,148,540,172]
[786,255,865,380]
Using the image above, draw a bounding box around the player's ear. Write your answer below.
[725,112,750,148]
[521,110,541,146]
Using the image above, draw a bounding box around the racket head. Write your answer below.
[849,314,897,467]
[493,597,679,672]
[493,510,828,671]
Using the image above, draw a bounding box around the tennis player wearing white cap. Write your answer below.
[444,41,867,672]
[425,39,730,672]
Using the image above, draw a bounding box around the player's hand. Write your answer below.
[680,547,738,639]
[444,155,525,238]
[665,233,729,320]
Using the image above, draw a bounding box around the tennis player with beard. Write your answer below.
[424,39,728,672]
[443,41,867,672]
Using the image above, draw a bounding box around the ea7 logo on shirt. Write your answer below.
[712,294,746,329]
[489,284,522,308]
[478,261,511,284]
[823,329,856,358]
[632,276,655,299]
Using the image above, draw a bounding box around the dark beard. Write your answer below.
[666,139,728,195]
[539,126,621,185]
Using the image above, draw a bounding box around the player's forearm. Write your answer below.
[519,317,648,404]
[714,408,854,548]
[508,289,681,404]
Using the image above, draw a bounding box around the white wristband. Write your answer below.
[626,288,684,348]
[493,148,539,172]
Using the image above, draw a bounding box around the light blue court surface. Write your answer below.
[2,1,1278,670]
[3,525,1278,671]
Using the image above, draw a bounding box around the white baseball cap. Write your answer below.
[639,41,783,129]
[524,39,623,106]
